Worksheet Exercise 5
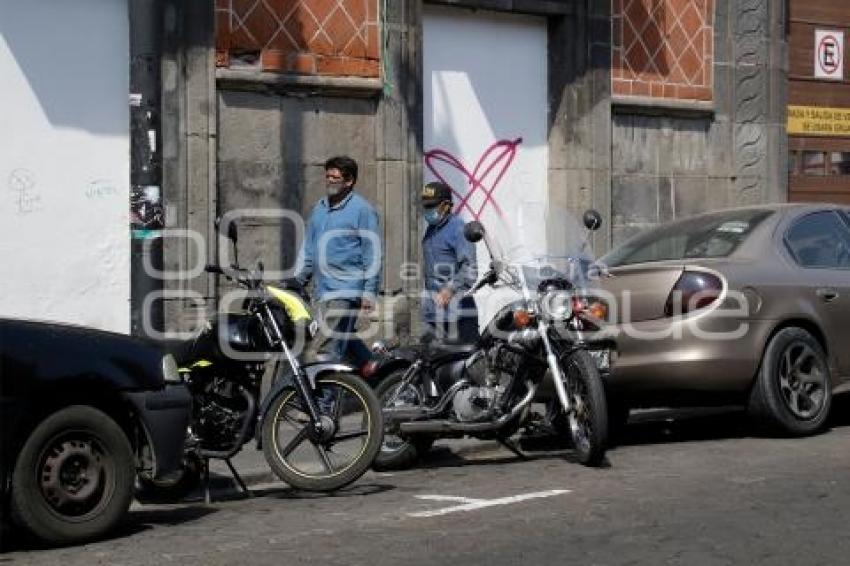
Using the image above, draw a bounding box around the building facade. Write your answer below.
[0,0,791,336]
[787,0,850,203]
[156,0,788,336]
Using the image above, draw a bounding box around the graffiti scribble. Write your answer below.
[424,138,523,221]
[8,168,42,214]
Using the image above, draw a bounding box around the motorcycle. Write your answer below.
[373,211,610,469]
[138,219,383,500]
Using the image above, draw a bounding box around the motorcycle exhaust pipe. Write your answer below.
[383,379,471,424]
[399,381,536,435]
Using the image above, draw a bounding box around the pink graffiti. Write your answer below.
[424,137,523,221]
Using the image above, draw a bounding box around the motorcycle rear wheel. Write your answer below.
[262,372,382,492]
[557,350,608,466]
[373,369,434,471]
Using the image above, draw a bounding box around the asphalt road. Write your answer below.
[3,397,849,566]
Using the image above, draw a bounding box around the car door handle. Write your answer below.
[816,288,839,302]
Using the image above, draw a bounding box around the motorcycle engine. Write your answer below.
[452,385,495,422]
[193,378,248,448]
[452,346,520,422]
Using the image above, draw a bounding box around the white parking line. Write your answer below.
[408,489,571,518]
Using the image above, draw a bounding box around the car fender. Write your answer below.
[123,384,192,479]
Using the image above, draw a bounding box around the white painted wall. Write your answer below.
[423,6,549,321]
[0,1,131,333]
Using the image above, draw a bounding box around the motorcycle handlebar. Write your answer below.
[205,264,260,289]
[465,269,498,297]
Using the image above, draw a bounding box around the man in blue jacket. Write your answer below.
[421,181,479,343]
[295,156,381,370]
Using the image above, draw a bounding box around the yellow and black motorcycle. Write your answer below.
[139,222,382,500]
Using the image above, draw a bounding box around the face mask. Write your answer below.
[424,207,444,226]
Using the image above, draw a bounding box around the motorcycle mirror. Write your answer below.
[463,221,486,243]
[583,209,603,232]
[256,260,264,274]
[214,215,238,244]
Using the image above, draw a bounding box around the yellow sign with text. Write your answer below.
[787,105,850,136]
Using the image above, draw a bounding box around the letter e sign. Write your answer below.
[815,30,843,80]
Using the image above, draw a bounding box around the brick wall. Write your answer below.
[612,0,714,101]
[216,0,380,77]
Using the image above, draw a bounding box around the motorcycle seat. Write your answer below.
[422,342,477,363]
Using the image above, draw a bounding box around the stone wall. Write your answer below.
[608,0,788,246]
[216,88,382,277]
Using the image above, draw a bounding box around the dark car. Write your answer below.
[0,318,191,544]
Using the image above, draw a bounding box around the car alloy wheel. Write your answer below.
[776,342,828,420]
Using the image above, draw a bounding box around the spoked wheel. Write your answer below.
[373,369,434,471]
[262,372,382,492]
[557,350,608,467]
[11,406,134,544]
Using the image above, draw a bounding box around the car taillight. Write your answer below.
[664,271,723,317]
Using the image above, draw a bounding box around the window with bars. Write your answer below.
[789,150,850,177]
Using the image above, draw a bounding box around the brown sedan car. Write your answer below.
[593,203,850,435]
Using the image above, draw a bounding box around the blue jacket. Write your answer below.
[295,191,382,301]
[421,213,478,322]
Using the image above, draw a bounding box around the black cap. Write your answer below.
[422,181,453,207]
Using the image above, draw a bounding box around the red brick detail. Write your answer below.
[632,80,651,96]
[291,53,318,74]
[262,48,292,71]
[612,79,633,96]
[611,0,714,102]
[217,0,380,78]
[316,55,379,76]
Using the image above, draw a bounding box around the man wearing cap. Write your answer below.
[420,181,479,343]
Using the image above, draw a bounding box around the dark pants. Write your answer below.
[423,316,480,344]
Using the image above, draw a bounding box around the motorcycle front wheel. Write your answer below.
[556,349,609,467]
[262,372,382,492]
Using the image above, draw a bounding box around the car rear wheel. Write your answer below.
[11,406,135,545]
[749,328,832,436]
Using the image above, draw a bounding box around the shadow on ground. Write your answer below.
[416,393,850,469]
[0,505,216,554]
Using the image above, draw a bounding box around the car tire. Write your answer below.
[11,405,135,545]
[749,328,832,436]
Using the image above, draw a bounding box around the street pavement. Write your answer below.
[2,396,849,566]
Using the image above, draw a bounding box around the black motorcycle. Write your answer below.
[138,220,383,499]
[373,212,610,468]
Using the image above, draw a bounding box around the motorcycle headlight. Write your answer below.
[541,290,574,321]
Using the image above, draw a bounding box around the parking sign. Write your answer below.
[815,30,843,80]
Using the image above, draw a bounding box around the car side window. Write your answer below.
[785,211,850,269]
